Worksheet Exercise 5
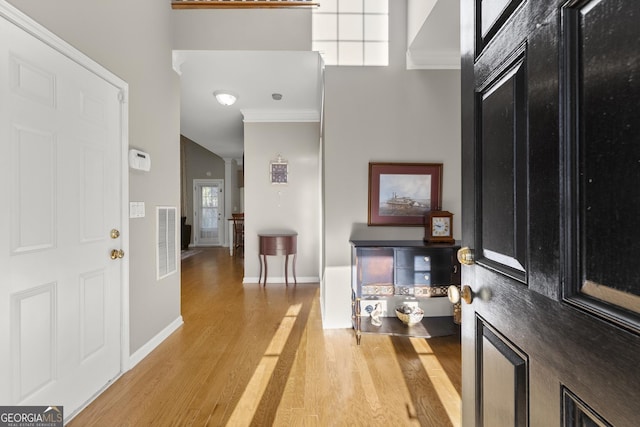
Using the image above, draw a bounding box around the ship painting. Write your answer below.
[379,173,432,216]
[386,193,424,208]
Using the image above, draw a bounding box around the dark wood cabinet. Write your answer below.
[350,239,460,344]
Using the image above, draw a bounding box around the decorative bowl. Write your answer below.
[395,305,424,326]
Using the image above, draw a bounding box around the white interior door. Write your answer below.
[193,179,224,246]
[0,8,124,419]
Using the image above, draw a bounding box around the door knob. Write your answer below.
[448,284,474,304]
[457,247,475,265]
[110,229,120,239]
[110,249,125,260]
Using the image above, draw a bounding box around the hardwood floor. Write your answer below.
[69,248,461,426]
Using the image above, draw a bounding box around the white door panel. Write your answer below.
[0,8,123,418]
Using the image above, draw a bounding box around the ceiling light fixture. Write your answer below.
[272,93,283,101]
[214,90,238,106]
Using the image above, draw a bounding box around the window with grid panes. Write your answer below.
[312,0,388,66]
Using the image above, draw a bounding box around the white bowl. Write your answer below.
[395,306,424,326]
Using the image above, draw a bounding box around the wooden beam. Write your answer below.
[172,1,318,9]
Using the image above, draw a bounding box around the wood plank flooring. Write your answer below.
[69,248,461,426]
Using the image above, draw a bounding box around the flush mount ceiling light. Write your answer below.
[214,90,238,106]
[272,93,283,101]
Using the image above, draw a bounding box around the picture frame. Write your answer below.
[270,155,288,184]
[368,162,443,226]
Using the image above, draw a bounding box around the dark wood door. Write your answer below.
[460,0,640,425]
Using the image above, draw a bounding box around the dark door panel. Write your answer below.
[564,0,640,332]
[478,52,528,280]
[470,267,640,424]
[563,388,613,427]
[461,0,640,425]
[476,318,528,427]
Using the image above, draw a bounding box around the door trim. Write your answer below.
[0,0,131,379]
[193,179,224,246]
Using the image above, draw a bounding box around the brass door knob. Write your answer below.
[111,229,120,239]
[448,285,474,304]
[460,286,474,304]
[457,247,475,265]
[110,249,125,260]
[448,285,460,303]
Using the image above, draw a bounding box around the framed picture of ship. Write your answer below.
[368,162,443,226]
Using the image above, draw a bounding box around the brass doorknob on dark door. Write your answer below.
[457,247,475,265]
[448,285,460,303]
[448,285,474,304]
[110,249,125,260]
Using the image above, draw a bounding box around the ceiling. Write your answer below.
[174,50,323,161]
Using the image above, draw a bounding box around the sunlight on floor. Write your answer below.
[410,337,461,427]
[225,303,302,426]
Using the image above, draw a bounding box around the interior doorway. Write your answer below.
[193,179,224,246]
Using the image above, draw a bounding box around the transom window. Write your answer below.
[312,0,389,66]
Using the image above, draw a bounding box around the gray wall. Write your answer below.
[8,0,182,353]
[321,0,461,327]
[244,121,321,283]
[172,8,311,51]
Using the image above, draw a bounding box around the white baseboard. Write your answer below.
[321,318,352,329]
[127,315,183,369]
[67,315,183,423]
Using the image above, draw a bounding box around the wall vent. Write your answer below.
[157,206,177,279]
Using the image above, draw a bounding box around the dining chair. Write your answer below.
[231,213,244,255]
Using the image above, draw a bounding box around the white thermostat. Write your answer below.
[129,149,151,171]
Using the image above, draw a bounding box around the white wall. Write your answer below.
[321,0,461,328]
[8,0,182,354]
[243,121,321,284]
[407,0,438,46]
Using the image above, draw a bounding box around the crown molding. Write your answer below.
[241,109,320,123]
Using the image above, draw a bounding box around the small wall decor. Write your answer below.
[368,162,443,226]
[270,154,288,184]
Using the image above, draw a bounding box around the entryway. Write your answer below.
[192,179,224,246]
